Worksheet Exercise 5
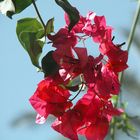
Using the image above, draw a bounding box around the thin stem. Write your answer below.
[112,36,115,41]
[118,42,126,47]
[69,84,84,101]
[32,0,45,28]
[111,2,140,140]
[127,0,140,53]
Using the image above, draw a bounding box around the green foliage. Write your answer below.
[13,0,32,14]
[16,18,44,68]
[45,18,54,35]
[55,0,80,31]
[115,112,137,139]
[41,51,59,77]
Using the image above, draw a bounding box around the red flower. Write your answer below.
[74,90,122,140]
[65,13,87,33]
[74,88,122,123]
[82,12,96,36]
[52,110,83,140]
[106,47,128,73]
[52,45,75,69]
[48,28,77,48]
[29,77,72,123]
[83,55,103,84]
[85,117,109,140]
[92,16,112,43]
[74,88,95,120]
[73,47,88,68]
[65,12,96,35]
[100,36,128,73]
[53,47,88,81]
[94,65,120,98]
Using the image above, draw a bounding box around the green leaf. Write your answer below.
[16,18,44,68]
[45,17,54,35]
[41,51,59,77]
[13,0,32,14]
[66,85,79,92]
[55,0,80,31]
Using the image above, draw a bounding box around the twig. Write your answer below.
[69,84,84,101]
[32,0,45,29]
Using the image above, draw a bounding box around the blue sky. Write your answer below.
[0,0,139,140]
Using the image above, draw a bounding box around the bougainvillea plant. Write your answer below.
[0,0,138,140]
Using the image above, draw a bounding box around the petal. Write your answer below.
[94,16,106,28]
[74,47,88,68]
[86,11,96,21]
[35,114,47,124]
[48,28,77,48]
[85,118,109,140]
[52,110,83,140]
[29,91,48,117]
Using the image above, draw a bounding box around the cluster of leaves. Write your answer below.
[0,0,136,140]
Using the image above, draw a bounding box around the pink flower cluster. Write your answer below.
[29,12,128,140]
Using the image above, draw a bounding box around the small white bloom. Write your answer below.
[0,0,15,15]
